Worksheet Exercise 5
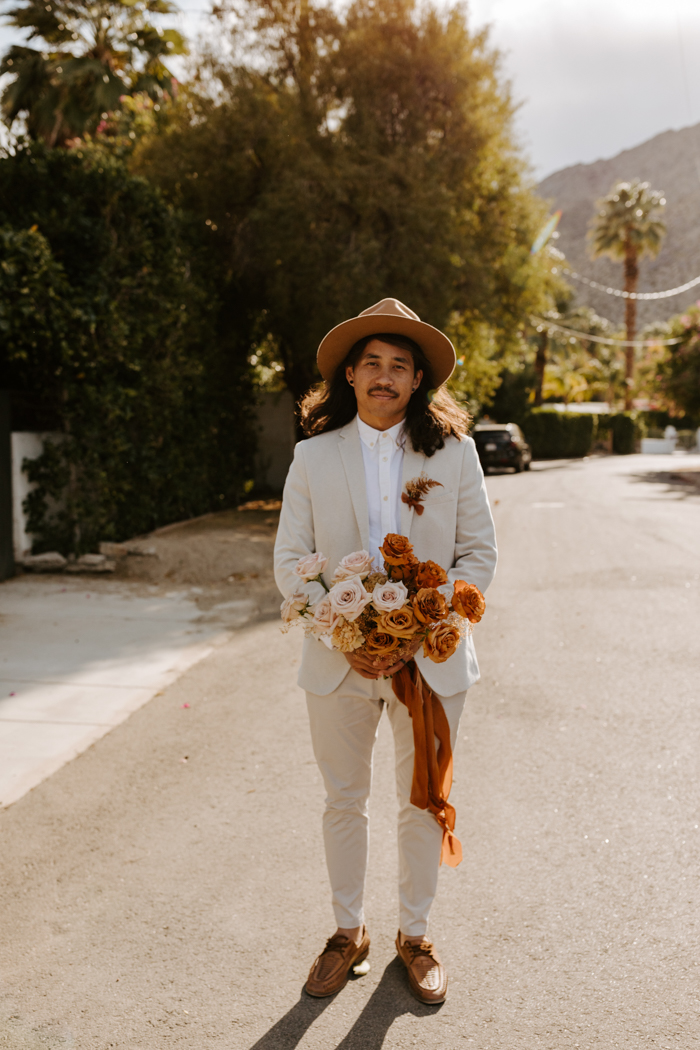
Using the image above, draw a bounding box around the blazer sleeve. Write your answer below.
[448,437,498,594]
[274,441,326,607]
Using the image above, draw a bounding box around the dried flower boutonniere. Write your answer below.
[401,473,443,515]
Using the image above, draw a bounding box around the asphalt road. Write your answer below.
[1,454,699,1050]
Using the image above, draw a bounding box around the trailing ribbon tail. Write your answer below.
[391,661,463,867]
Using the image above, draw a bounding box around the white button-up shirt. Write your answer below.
[356,415,405,570]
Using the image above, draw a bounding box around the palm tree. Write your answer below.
[1,0,186,147]
[590,179,666,409]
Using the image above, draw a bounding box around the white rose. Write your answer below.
[332,550,374,582]
[309,596,340,637]
[294,552,329,581]
[280,589,309,623]
[328,575,372,622]
[371,579,409,613]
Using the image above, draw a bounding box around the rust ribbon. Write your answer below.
[391,661,463,867]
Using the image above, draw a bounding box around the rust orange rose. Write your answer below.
[451,581,486,623]
[388,555,419,584]
[412,587,449,624]
[379,534,415,566]
[364,628,401,659]
[377,607,420,639]
[423,622,461,663]
[414,560,448,589]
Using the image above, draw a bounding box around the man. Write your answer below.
[274,298,497,1004]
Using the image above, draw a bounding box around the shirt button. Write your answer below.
[383,495,388,501]
[383,456,387,462]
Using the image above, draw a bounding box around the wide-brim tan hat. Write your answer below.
[317,298,456,387]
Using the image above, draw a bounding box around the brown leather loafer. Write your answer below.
[395,933,448,1004]
[305,926,371,997]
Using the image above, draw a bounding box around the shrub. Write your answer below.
[522,409,594,459]
[595,413,641,454]
[608,413,637,455]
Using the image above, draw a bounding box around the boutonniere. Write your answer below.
[401,473,443,515]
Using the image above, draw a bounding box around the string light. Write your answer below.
[550,265,700,301]
[531,317,684,348]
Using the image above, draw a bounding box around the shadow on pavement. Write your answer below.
[247,958,441,1050]
[628,468,700,500]
[334,959,442,1049]
[246,991,332,1050]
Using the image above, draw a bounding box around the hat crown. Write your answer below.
[316,297,455,386]
[358,298,421,323]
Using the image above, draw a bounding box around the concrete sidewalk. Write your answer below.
[0,576,228,808]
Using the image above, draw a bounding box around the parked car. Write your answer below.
[473,422,532,473]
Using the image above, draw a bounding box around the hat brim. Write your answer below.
[317,314,456,388]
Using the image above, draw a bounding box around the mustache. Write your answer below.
[368,387,398,397]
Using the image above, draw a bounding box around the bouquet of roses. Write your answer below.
[281,533,485,667]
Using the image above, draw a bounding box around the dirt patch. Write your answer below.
[114,507,283,618]
[15,507,283,626]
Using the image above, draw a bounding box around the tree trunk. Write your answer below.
[534,331,548,407]
[623,242,639,411]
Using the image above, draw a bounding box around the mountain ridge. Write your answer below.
[536,122,700,327]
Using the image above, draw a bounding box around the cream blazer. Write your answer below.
[274,420,497,697]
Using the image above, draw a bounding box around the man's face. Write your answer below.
[346,339,422,429]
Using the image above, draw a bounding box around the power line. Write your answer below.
[550,265,700,301]
[531,318,684,348]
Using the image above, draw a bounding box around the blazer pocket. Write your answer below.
[419,489,456,507]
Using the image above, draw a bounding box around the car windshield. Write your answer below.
[475,430,510,443]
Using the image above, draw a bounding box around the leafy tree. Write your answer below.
[0,142,255,552]
[0,224,74,389]
[589,179,666,408]
[651,306,700,420]
[0,0,186,146]
[532,305,625,406]
[134,0,562,402]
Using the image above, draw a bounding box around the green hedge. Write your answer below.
[595,413,640,454]
[522,410,594,459]
[0,143,256,554]
[608,413,636,455]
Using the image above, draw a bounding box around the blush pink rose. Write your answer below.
[328,575,372,622]
[294,552,329,581]
[332,550,375,582]
[371,579,409,613]
[280,590,308,623]
[310,596,340,637]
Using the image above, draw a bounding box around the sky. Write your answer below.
[3,0,700,179]
[467,0,700,179]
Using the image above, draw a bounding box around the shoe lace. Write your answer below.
[320,933,353,957]
[406,939,435,962]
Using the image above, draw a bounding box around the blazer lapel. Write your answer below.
[400,440,426,538]
[338,422,370,551]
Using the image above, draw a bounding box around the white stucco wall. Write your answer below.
[11,432,58,559]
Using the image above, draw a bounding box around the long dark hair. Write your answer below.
[299,332,470,456]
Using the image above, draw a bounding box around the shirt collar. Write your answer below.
[356,414,405,450]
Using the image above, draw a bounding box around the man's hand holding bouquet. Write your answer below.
[281,533,485,671]
[281,534,486,866]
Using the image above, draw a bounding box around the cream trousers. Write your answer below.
[306,670,467,938]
